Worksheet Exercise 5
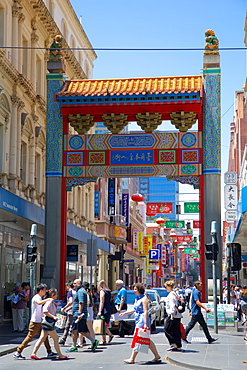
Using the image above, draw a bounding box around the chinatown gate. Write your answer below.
[43,31,221,301]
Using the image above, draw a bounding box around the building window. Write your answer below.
[22,36,28,76]
[35,153,41,193]
[20,142,27,183]
[0,6,4,48]
[36,55,41,94]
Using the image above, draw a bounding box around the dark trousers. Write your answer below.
[185,314,212,342]
[164,316,182,348]
[118,303,127,337]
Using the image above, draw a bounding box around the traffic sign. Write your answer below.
[224,171,237,185]
[184,248,197,254]
[149,249,160,260]
[225,210,237,224]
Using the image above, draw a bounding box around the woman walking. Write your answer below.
[97,280,114,345]
[119,283,161,364]
[30,289,69,360]
[164,280,182,351]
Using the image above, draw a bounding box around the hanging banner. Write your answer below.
[121,192,129,226]
[108,178,116,215]
[161,245,166,265]
[146,202,173,216]
[138,232,143,252]
[143,236,149,255]
[94,191,100,218]
[181,251,186,271]
[133,229,138,249]
[175,235,193,243]
[152,235,157,248]
[166,220,185,229]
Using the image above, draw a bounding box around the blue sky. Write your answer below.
[71,0,246,178]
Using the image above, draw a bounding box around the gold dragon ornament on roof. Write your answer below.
[204,29,219,55]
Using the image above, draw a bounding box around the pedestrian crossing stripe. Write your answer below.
[191,337,206,342]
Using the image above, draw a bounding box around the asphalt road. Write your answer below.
[0,327,187,370]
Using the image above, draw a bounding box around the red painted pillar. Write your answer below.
[59,116,69,299]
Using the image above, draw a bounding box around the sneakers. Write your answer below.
[13,352,25,360]
[47,352,57,358]
[91,339,99,351]
[65,346,78,353]
[208,338,218,344]
[59,340,65,345]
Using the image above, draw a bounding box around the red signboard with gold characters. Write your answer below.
[146,203,173,216]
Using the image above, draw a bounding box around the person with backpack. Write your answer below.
[163,281,183,351]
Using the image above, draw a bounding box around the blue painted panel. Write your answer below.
[242,186,247,213]
[109,134,155,148]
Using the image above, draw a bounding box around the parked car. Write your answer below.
[110,289,157,334]
[152,287,169,321]
[145,289,164,326]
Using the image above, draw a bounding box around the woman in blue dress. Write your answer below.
[119,283,161,364]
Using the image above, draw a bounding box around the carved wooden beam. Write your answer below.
[136,112,162,133]
[68,113,94,134]
[102,113,128,133]
[170,111,197,132]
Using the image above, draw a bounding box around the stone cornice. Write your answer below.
[30,0,89,79]
[0,49,19,81]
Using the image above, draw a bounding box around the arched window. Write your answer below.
[35,129,46,194]
[0,92,11,173]
[21,118,34,186]
[61,19,68,42]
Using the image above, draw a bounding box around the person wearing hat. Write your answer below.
[12,283,26,333]
[65,279,99,353]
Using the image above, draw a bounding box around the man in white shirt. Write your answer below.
[13,283,56,360]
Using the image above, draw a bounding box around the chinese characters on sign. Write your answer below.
[224,171,237,185]
[121,193,129,226]
[111,150,153,165]
[165,220,185,229]
[108,178,116,216]
[224,185,237,210]
[146,202,173,216]
[94,191,100,218]
[184,202,200,213]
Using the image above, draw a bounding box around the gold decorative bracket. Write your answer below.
[68,113,94,134]
[136,112,162,133]
[170,111,197,132]
[102,113,128,134]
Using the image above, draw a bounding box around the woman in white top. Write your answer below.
[164,281,182,351]
[30,289,68,360]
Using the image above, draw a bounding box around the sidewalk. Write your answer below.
[167,322,247,370]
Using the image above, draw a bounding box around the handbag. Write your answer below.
[180,322,186,339]
[93,317,106,335]
[41,316,56,330]
[131,327,150,354]
[55,313,67,329]
[177,301,186,313]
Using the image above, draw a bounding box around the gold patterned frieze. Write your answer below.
[170,111,197,132]
[102,113,128,134]
[68,113,95,134]
[136,112,162,133]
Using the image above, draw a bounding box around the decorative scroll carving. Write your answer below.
[136,112,162,133]
[68,113,94,134]
[170,111,197,132]
[102,113,128,134]
[204,29,219,55]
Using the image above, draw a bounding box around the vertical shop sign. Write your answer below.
[133,229,138,249]
[181,250,186,271]
[121,192,129,226]
[138,232,143,252]
[108,178,116,215]
[152,235,157,248]
[94,191,100,218]
[143,236,149,255]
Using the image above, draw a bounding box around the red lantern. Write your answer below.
[156,217,165,225]
[131,193,144,204]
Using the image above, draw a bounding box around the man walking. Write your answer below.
[115,279,127,338]
[185,281,218,344]
[66,280,99,353]
[13,283,56,360]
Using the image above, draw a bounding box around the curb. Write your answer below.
[166,356,222,370]
[0,346,18,357]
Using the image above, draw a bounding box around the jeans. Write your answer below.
[185,314,212,342]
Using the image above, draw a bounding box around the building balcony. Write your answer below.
[95,215,127,245]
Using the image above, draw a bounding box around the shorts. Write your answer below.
[71,317,89,333]
[87,306,94,321]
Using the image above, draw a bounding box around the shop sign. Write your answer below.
[115,226,126,239]
[67,245,78,262]
[133,229,138,249]
[184,248,197,254]
[138,232,143,252]
[146,202,173,216]
[184,202,200,213]
[121,192,129,226]
[193,220,200,228]
[94,191,100,218]
[108,178,116,215]
[165,220,185,229]
[224,185,237,211]
[143,236,149,255]
[224,171,237,185]
[175,235,193,243]
[225,210,236,224]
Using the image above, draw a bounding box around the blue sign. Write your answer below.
[242,255,247,262]
[108,178,116,215]
[149,249,160,260]
[110,150,154,165]
[67,245,78,262]
[108,134,155,148]
[94,191,100,218]
[123,259,134,263]
[121,193,129,226]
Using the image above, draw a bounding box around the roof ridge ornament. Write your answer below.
[47,35,65,73]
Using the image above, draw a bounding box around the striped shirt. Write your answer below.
[72,286,88,318]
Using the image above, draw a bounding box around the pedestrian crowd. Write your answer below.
[12,278,220,363]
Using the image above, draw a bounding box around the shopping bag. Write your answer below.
[93,318,106,335]
[180,322,186,339]
[55,313,67,329]
[131,327,150,354]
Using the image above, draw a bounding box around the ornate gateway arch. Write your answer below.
[43,32,221,300]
